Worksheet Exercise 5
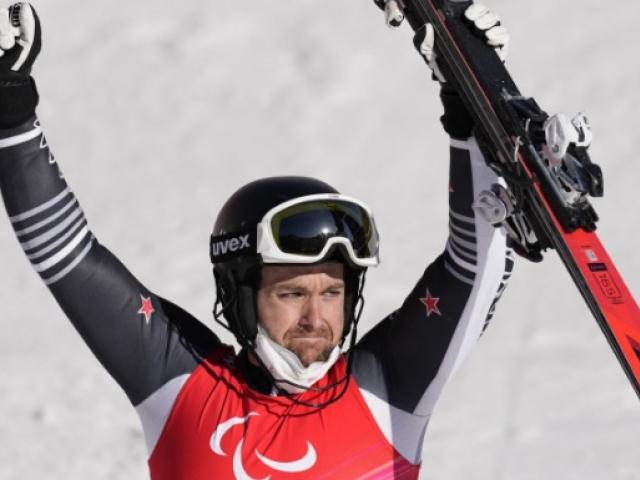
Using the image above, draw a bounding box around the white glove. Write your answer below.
[415,2,509,82]
[0,2,40,74]
[377,1,509,83]
[382,0,405,28]
[464,3,509,61]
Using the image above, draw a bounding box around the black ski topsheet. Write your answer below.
[399,0,640,397]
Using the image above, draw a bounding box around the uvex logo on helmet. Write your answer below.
[212,234,250,256]
[210,232,253,262]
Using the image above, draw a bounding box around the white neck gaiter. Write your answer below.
[253,324,341,394]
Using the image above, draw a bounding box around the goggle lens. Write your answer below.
[271,200,377,260]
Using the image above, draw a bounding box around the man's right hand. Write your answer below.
[0,2,40,76]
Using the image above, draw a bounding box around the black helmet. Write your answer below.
[210,176,379,349]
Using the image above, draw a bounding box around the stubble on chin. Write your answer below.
[284,329,335,367]
[288,343,335,367]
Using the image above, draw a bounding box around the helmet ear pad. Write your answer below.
[342,267,363,341]
[214,263,261,347]
[236,280,260,344]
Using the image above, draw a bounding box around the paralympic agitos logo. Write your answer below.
[210,412,317,479]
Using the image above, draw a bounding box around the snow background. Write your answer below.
[1,0,639,478]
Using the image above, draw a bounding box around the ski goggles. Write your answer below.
[210,194,380,268]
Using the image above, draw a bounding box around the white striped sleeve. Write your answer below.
[10,188,94,285]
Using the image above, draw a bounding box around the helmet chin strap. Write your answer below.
[254,324,341,394]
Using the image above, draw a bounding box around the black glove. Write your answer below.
[439,84,475,139]
[0,3,41,128]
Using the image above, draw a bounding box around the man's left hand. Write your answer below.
[414,2,509,82]
[373,1,510,82]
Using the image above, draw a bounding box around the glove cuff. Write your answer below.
[0,76,39,129]
[439,84,474,139]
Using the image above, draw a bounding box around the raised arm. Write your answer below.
[351,2,513,463]
[0,4,219,448]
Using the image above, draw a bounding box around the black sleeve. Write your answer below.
[352,136,514,415]
[0,117,220,406]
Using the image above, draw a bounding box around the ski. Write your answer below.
[392,0,640,397]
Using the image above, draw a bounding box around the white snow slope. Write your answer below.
[0,1,638,479]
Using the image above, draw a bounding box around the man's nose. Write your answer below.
[300,295,323,328]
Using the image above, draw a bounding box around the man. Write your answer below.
[0,2,512,478]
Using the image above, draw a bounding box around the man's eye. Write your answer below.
[324,289,343,297]
[279,291,302,298]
